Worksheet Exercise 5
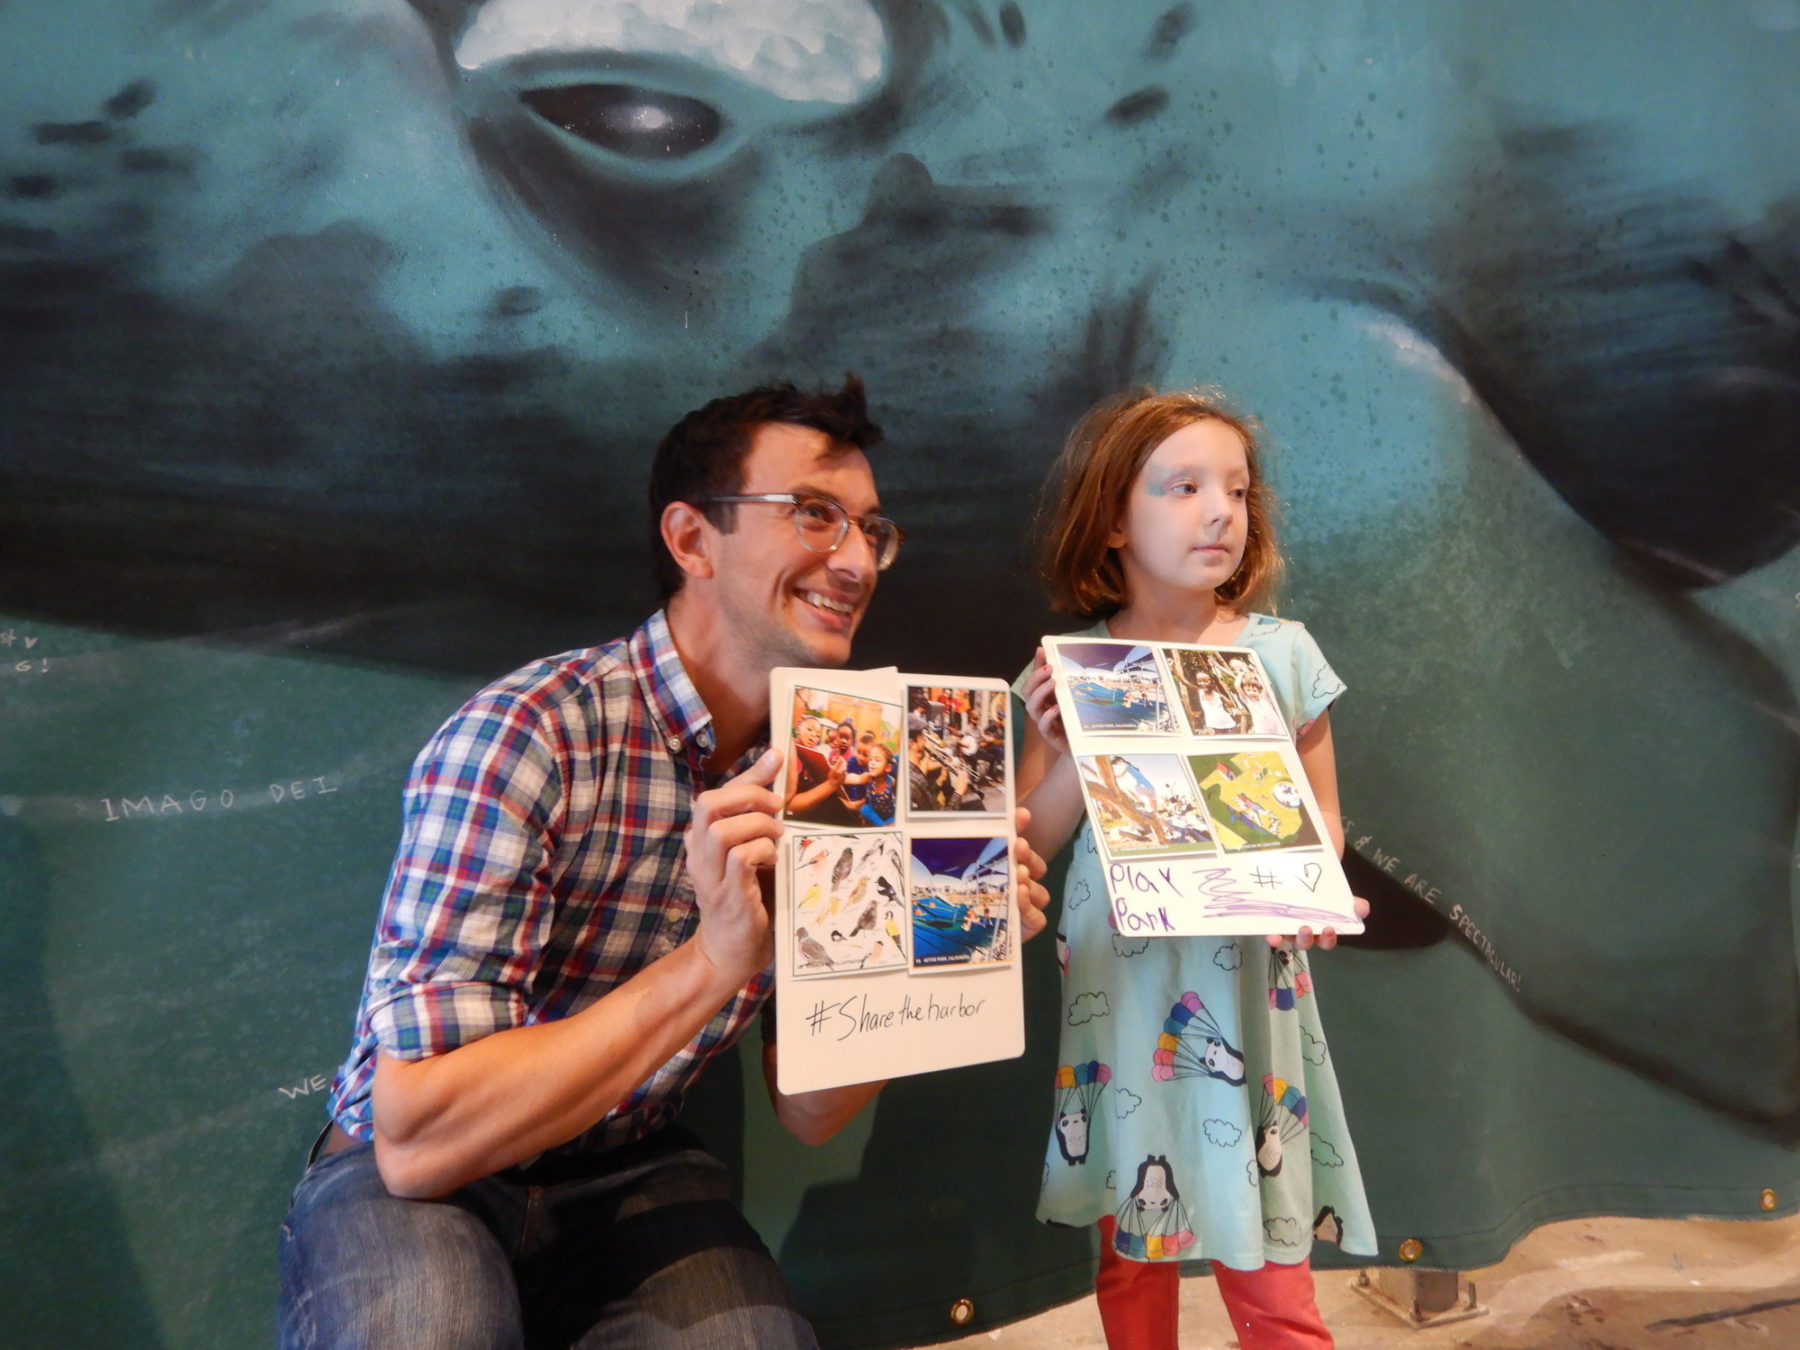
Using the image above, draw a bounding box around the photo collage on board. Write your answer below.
[1051,640,1322,865]
[782,682,1012,978]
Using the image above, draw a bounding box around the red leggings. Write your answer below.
[1095,1216,1333,1350]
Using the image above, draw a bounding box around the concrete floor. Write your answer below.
[926,1212,1800,1348]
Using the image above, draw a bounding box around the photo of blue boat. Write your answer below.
[1053,640,1179,734]
[909,836,1012,968]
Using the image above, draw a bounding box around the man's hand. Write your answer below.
[1013,806,1052,940]
[1266,895,1371,952]
[686,748,786,986]
[1021,647,1070,757]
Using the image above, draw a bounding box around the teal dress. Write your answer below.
[1027,615,1376,1268]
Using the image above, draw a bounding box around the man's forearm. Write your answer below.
[371,939,750,1198]
[762,1040,885,1146]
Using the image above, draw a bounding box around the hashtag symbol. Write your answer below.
[806,1001,830,1035]
[1249,866,1279,889]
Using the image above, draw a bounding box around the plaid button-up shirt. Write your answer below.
[327,610,771,1157]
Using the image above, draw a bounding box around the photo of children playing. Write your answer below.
[1076,753,1216,858]
[909,836,1013,968]
[1163,647,1287,738]
[1187,750,1323,851]
[905,684,1008,814]
[784,686,902,829]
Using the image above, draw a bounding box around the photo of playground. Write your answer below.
[1187,750,1323,852]
[1163,646,1288,738]
[1052,641,1180,734]
[908,836,1013,969]
[788,832,909,978]
[1076,753,1217,859]
[905,684,1008,814]
[783,685,902,830]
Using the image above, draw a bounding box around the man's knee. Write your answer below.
[277,1149,522,1350]
[535,1151,815,1349]
[561,1244,817,1350]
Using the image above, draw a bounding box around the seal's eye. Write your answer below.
[519,83,723,159]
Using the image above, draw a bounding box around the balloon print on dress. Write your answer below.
[1267,946,1313,1011]
[1256,1074,1309,1177]
[1053,1059,1111,1164]
[1112,1155,1196,1261]
[1152,992,1246,1086]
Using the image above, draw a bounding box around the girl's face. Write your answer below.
[1109,419,1250,603]
[796,719,822,748]
[867,744,892,775]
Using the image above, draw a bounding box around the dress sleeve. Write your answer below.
[1284,622,1347,736]
[1009,649,1049,764]
[362,690,569,1061]
[1009,658,1035,703]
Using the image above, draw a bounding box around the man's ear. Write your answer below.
[661,501,715,583]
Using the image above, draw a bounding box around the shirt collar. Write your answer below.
[632,609,717,759]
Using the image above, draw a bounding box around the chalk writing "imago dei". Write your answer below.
[100,776,338,821]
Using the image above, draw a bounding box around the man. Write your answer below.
[277,376,1049,1349]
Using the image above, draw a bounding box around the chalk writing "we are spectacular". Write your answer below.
[804,990,988,1041]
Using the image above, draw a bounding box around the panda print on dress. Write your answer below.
[1052,1060,1111,1164]
[1113,1155,1196,1260]
[1153,991,1246,1086]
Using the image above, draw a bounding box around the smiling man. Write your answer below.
[276,375,1049,1349]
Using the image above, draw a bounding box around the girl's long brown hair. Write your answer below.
[1038,388,1284,620]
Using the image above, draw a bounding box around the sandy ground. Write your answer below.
[920,1211,1800,1349]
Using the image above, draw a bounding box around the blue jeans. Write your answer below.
[277,1126,817,1350]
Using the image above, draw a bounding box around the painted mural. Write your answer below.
[2,2,1797,1346]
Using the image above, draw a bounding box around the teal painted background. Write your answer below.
[2,2,1797,1346]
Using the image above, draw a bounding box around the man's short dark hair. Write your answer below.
[648,374,884,603]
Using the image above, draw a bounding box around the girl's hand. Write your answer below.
[1022,647,1069,757]
[1265,896,1370,952]
[1012,807,1052,940]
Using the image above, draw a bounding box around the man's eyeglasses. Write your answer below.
[700,493,906,571]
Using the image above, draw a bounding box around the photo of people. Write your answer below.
[1076,754,1215,859]
[784,686,902,829]
[789,832,909,977]
[909,836,1013,969]
[1164,647,1287,738]
[1052,641,1179,734]
[1187,751,1322,852]
[905,684,1008,814]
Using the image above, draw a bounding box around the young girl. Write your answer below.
[1017,389,1374,1350]
[844,742,898,826]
